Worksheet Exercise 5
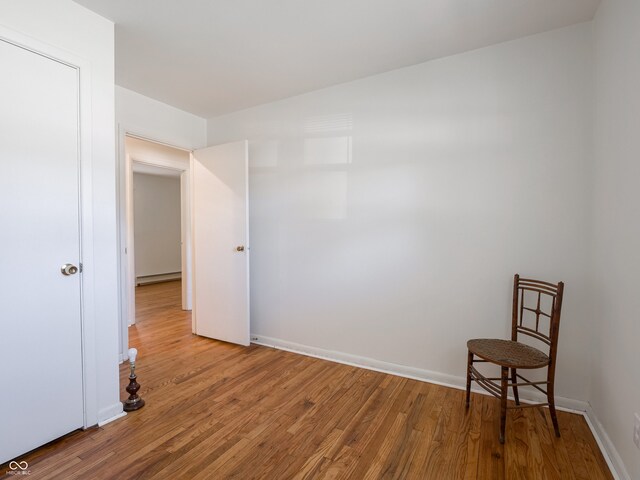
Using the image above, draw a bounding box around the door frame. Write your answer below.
[117,128,193,361]
[0,25,99,428]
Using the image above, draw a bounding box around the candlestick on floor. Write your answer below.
[123,347,145,412]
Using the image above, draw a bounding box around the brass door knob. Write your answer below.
[61,263,79,275]
[236,246,245,252]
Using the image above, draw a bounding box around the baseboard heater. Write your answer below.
[136,271,182,286]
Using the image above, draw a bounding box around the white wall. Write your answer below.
[116,86,206,149]
[0,0,120,423]
[207,23,594,403]
[133,173,182,278]
[592,1,640,478]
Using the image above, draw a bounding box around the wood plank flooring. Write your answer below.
[1,281,613,479]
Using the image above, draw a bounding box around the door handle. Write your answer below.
[61,263,79,276]
[236,246,245,252]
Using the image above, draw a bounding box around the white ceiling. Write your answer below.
[74,0,600,118]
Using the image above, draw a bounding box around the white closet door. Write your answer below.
[0,39,84,464]
[192,141,250,346]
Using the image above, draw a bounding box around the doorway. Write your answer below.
[133,167,181,288]
[120,135,193,360]
[118,135,251,363]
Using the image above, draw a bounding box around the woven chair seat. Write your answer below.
[467,338,549,369]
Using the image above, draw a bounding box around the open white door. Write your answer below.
[192,140,250,346]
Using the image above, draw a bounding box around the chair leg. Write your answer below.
[466,351,473,408]
[548,383,561,437]
[511,368,520,406]
[499,367,508,444]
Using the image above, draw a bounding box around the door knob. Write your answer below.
[61,263,79,276]
[236,246,245,252]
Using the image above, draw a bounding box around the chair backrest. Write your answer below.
[511,274,564,361]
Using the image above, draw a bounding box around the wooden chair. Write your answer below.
[465,274,564,443]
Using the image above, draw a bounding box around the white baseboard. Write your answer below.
[251,334,625,479]
[98,411,127,427]
[251,334,588,412]
[583,406,631,480]
[98,402,125,427]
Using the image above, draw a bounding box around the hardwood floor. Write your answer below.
[1,280,612,479]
